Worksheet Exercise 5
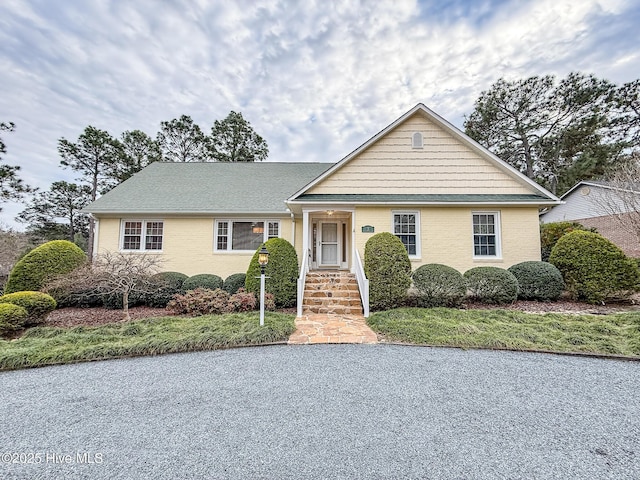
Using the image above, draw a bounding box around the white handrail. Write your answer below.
[353,247,370,317]
[296,249,311,317]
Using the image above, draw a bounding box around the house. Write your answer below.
[540,180,640,257]
[85,103,561,316]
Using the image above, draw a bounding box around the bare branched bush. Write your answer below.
[45,252,163,321]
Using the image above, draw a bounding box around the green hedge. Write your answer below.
[540,221,596,262]
[507,261,565,301]
[144,272,188,308]
[463,266,519,305]
[412,264,466,308]
[364,232,411,311]
[183,274,224,291]
[549,230,639,303]
[0,291,57,326]
[223,273,246,294]
[4,240,86,294]
[246,239,298,308]
[0,303,28,336]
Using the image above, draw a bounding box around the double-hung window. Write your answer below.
[121,220,164,251]
[472,212,501,257]
[215,220,280,252]
[393,212,419,257]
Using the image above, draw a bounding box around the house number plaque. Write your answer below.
[361,225,375,233]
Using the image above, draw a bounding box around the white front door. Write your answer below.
[319,222,339,267]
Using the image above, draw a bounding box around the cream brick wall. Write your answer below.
[96,207,541,278]
[354,206,541,272]
[95,216,295,278]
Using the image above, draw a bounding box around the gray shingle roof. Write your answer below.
[84,162,333,215]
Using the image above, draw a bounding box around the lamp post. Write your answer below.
[258,245,269,326]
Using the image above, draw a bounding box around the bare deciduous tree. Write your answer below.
[590,155,640,246]
[46,252,163,321]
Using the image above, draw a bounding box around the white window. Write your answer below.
[215,220,280,252]
[393,212,420,257]
[472,212,501,258]
[412,132,423,149]
[121,220,163,251]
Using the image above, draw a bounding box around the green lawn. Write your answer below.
[0,312,296,371]
[367,308,640,357]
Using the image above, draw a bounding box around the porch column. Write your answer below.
[302,210,310,264]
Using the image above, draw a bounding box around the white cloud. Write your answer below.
[0,0,638,227]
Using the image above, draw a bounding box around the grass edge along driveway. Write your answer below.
[0,312,296,371]
[367,307,640,358]
[2,307,639,371]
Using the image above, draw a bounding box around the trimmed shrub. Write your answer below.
[144,272,188,308]
[54,285,105,308]
[4,240,86,294]
[0,303,28,336]
[223,273,247,294]
[246,238,298,308]
[183,274,224,291]
[508,261,565,301]
[364,232,412,311]
[0,291,57,325]
[412,264,466,308]
[167,288,231,316]
[228,288,257,312]
[549,230,639,303]
[102,291,145,310]
[540,221,596,262]
[464,266,519,305]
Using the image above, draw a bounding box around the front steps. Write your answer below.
[302,271,363,315]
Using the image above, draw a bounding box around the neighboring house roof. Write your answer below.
[287,103,561,206]
[84,162,333,215]
[540,180,640,222]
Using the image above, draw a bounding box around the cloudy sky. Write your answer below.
[1,0,639,228]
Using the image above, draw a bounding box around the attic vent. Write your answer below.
[580,186,591,196]
[412,132,423,149]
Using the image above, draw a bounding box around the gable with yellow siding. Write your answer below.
[305,112,533,195]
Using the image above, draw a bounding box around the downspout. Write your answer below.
[92,216,100,262]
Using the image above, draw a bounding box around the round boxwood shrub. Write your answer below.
[223,273,246,294]
[183,274,224,291]
[549,230,639,303]
[144,271,188,308]
[412,264,466,308]
[540,221,595,262]
[4,240,86,294]
[246,238,298,308]
[0,291,57,325]
[507,261,565,301]
[364,232,411,311]
[0,303,28,336]
[463,266,519,305]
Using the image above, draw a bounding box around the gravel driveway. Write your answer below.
[0,345,638,479]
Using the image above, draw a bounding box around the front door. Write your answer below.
[319,222,339,268]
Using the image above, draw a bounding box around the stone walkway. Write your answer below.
[288,314,378,344]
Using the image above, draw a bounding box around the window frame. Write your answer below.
[392,210,421,259]
[214,219,281,252]
[471,211,502,259]
[120,219,164,252]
